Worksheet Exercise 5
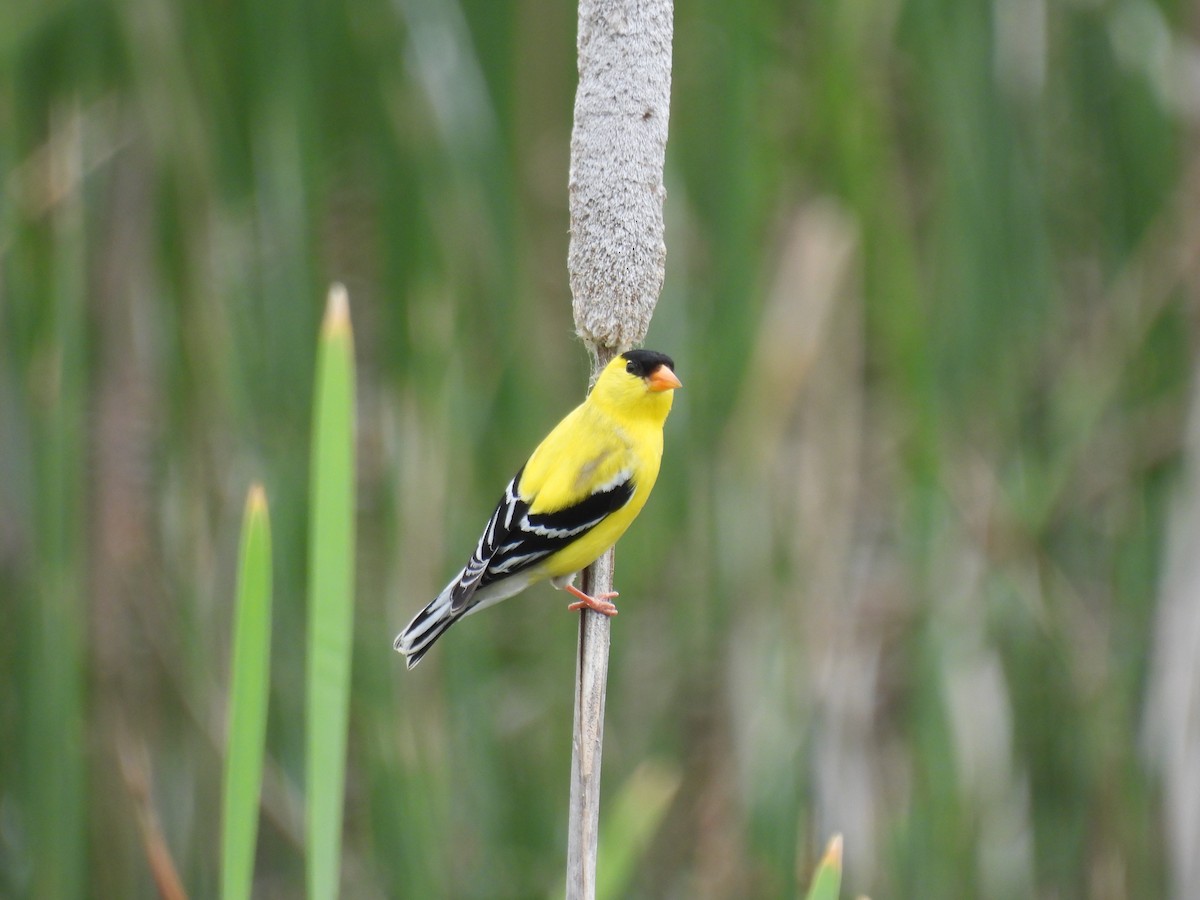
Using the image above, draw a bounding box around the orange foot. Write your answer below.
[565,584,620,616]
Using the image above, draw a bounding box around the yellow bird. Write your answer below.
[394,349,681,668]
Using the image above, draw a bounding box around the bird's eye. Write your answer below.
[626,361,638,375]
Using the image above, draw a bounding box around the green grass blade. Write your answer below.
[221,484,274,900]
[26,238,88,900]
[803,834,843,900]
[594,761,681,900]
[306,284,357,900]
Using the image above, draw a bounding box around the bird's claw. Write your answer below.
[565,585,620,616]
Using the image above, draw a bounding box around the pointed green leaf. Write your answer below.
[306,284,357,900]
[221,484,274,900]
[804,834,843,900]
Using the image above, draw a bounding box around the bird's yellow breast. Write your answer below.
[519,400,664,580]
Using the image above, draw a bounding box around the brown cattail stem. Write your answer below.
[566,544,615,899]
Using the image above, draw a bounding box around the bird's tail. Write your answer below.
[393,584,463,669]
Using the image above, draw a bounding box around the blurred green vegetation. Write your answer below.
[1,0,1194,896]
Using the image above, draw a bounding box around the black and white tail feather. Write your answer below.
[393,464,635,668]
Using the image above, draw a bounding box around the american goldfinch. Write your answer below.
[394,349,681,669]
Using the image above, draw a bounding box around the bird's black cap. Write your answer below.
[622,349,676,378]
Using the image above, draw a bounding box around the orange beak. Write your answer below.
[647,365,682,392]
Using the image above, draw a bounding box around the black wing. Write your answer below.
[449,465,636,612]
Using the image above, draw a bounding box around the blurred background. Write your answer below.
[3,0,1200,896]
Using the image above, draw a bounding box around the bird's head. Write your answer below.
[590,349,681,422]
